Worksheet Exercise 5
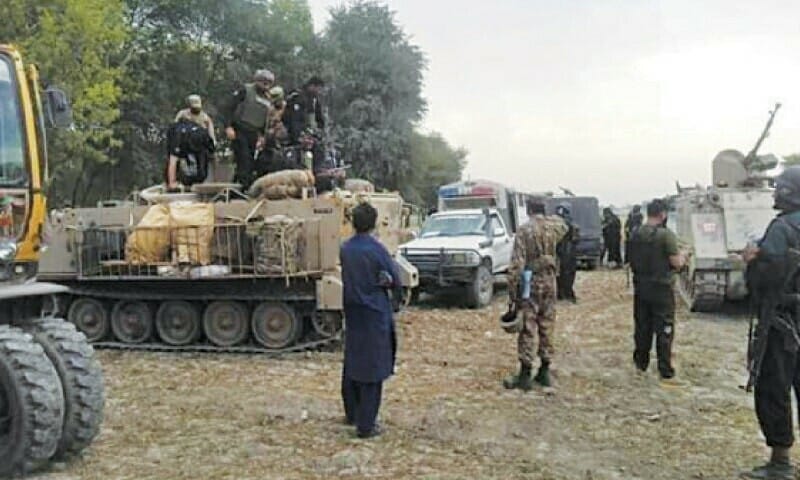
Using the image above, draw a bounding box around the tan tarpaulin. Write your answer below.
[169,202,215,265]
[124,203,215,265]
[125,204,171,264]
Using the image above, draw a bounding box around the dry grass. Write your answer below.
[35,270,766,480]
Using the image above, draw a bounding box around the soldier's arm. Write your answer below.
[554,218,568,243]
[206,115,217,145]
[508,232,526,302]
[174,109,185,123]
[664,230,684,269]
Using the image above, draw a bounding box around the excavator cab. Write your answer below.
[0,45,103,477]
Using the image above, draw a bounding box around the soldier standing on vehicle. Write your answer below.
[503,198,567,390]
[555,203,579,303]
[254,86,291,177]
[625,205,643,264]
[340,203,400,439]
[220,69,275,189]
[175,94,216,144]
[740,166,800,480]
[283,76,326,145]
[627,199,685,381]
[602,208,623,268]
[166,95,216,190]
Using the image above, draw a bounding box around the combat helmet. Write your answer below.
[500,307,521,334]
[774,166,800,211]
[253,69,275,83]
[268,86,285,103]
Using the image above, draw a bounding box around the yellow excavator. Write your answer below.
[0,45,104,476]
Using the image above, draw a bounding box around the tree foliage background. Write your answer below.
[0,0,464,208]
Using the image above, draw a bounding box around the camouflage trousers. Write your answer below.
[518,272,557,368]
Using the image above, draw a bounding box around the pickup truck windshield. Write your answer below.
[421,215,487,238]
[0,57,26,187]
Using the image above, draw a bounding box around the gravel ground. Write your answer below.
[35,269,770,479]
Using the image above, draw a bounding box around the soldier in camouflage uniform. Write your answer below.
[504,197,568,390]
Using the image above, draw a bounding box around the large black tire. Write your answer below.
[0,325,64,477]
[24,319,104,460]
[466,264,494,309]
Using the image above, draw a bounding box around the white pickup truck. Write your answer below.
[398,208,513,308]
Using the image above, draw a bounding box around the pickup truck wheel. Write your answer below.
[466,265,493,309]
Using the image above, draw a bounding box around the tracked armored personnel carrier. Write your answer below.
[39,183,418,354]
[674,104,781,311]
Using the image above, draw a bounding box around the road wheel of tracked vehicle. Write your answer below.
[312,311,343,338]
[466,265,494,309]
[68,298,110,342]
[203,301,249,347]
[156,301,202,346]
[24,319,104,460]
[251,302,302,349]
[111,301,154,344]
[0,325,64,477]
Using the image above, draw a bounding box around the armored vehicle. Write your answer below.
[674,104,781,312]
[39,183,418,353]
[0,45,104,476]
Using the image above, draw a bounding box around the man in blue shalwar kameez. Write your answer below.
[339,203,400,439]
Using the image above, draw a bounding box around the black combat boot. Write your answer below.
[503,364,533,391]
[534,360,551,387]
[741,447,794,479]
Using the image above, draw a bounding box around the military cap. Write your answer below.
[186,94,202,108]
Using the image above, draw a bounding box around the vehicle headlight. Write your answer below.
[0,241,17,262]
[447,251,480,266]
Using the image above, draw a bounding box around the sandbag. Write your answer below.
[249,169,315,199]
[344,178,375,193]
[169,202,215,265]
[125,204,171,264]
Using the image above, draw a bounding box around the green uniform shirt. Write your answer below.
[630,224,679,287]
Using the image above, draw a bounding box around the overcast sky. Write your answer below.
[307,0,800,205]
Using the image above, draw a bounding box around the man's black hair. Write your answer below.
[305,76,325,88]
[647,199,667,217]
[352,203,378,233]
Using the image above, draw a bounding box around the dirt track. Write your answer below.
[35,269,768,479]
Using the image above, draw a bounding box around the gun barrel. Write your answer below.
[745,102,782,163]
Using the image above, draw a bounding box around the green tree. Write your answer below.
[406,131,466,207]
[324,1,426,190]
[0,0,129,206]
